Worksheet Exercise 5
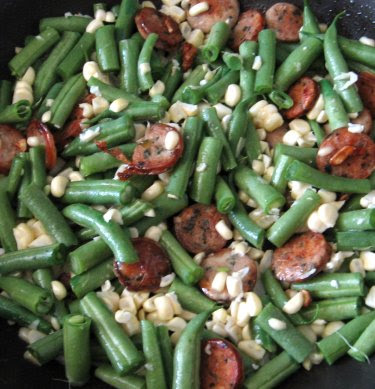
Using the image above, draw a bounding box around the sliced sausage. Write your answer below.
[316,127,375,179]
[187,0,240,34]
[351,108,373,135]
[117,123,184,179]
[199,248,258,302]
[0,124,27,174]
[201,339,244,389]
[135,7,183,51]
[55,119,84,149]
[182,42,198,72]
[26,120,57,170]
[357,72,375,117]
[284,77,319,120]
[266,123,288,148]
[115,237,171,291]
[174,204,228,254]
[272,232,332,283]
[265,2,303,42]
[230,9,265,51]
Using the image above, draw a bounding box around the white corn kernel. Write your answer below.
[109,98,129,113]
[359,36,375,47]
[303,358,312,371]
[212,308,227,324]
[144,226,162,242]
[29,221,46,237]
[139,62,151,75]
[187,29,205,47]
[129,227,139,238]
[21,67,35,85]
[349,258,365,277]
[161,5,186,23]
[97,291,120,312]
[141,180,164,201]
[40,109,52,123]
[310,322,325,337]
[251,159,265,175]
[360,251,375,271]
[181,0,190,9]
[164,131,180,150]
[160,273,175,288]
[189,1,209,16]
[119,295,138,315]
[117,311,140,336]
[83,61,100,81]
[365,286,375,309]
[193,252,205,265]
[149,80,166,98]
[259,250,273,273]
[236,301,250,327]
[92,96,109,115]
[154,296,174,321]
[289,119,310,135]
[317,203,339,228]
[180,310,197,321]
[95,9,106,21]
[238,340,266,360]
[322,321,344,338]
[213,103,232,119]
[225,84,242,107]
[68,171,84,182]
[264,113,284,132]
[268,318,287,331]
[242,324,252,340]
[105,11,116,23]
[13,223,35,250]
[50,176,69,198]
[167,317,187,332]
[143,296,159,312]
[166,292,182,315]
[298,325,317,343]
[310,352,324,365]
[316,110,328,124]
[246,292,263,317]
[215,220,233,240]
[28,234,54,248]
[51,281,67,301]
[252,56,262,71]
[226,275,243,298]
[103,208,123,225]
[307,211,327,233]
[141,1,156,8]
[307,94,324,120]
[249,100,268,117]
[180,21,192,39]
[211,271,228,292]
[283,129,301,146]
[86,19,103,33]
[318,189,336,203]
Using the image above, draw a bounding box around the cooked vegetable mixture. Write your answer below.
[0,0,375,388]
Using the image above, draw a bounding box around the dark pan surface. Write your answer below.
[0,0,374,388]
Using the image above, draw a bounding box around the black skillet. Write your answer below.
[0,0,374,387]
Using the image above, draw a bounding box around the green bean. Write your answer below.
[40,16,92,33]
[274,144,318,166]
[255,303,314,363]
[6,153,26,200]
[34,31,80,101]
[128,175,156,196]
[120,199,153,226]
[302,0,320,35]
[132,192,188,235]
[336,209,375,231]
[0,276,53,315]
[320,79,348,131]
[317,311,375,365]
[228,99,250,155]
[63,204,137,264]
[271,154,294,194]
[365,272,375,286]
[115,0,139,41]
[160,230,204,285]
[95,364,146,389]
[173,310,213,389]
[169,278,217,314]
[244,117,262,163]
[156,326,174,388]
[324,14,363,113]
[202,107,237,171]
[223,51,242,70]
[119,38,140,94]
[50,74,86,128]
[151,94,170,110]
[309,119,325,145]
[0,100,32,123]
[235,166,286,213]
[342,194,363,212]
[286,160,371,194]
[141,320,167,389]
[275,37,322,92]
[262,269,306,326]
[63,314,91,386]
[32,269,53,291]
[336,231,375,251]
[347,60,375,75]
[228,199,265,249]
[150,50,169,81]
[20,183,77,247]
[348,318,375,362]
[205,70,239,104]
[268,89,294,110]
[267,188,321,247]
[0,80,12,112]
[251,321,278,353]
[96,25,120,73]
[93,3,106,12]
[302,296,361,321]
[243,351,300,389]
[172,65,207,103]
[138,33,158,91]
[202,22,230,63]
[0,243,66,275]
[28,329,63,365]
[30,146,46,189]
[162,61,183,102]
[80,292,143,374]
[17,155,32,219]
[35,82,63,119]
[57,32,96,79]
[215,176,236,214]
[167,116,203,199]
[338,36,375,69]
[0,181,17,252]
[79,143,135,177]
[0,295,52,334]
[125,101,166,121]
[62,115,135,157]
[9,27,60,78]
[239,41,257,102]
[254,29,276,94]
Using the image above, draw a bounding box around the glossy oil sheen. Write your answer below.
[0,0,374,388]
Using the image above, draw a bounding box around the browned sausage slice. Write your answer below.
[0,124,27,174]
[174,204,228,254]
[316,127,375,179]
[115,238,171,291]
[135,7,183,51]
[187,0,240,34]
[182,42,198,72]
[199,249,258,302]
[351,108,373,135]
[230,9,265,51]
[357,72,375,117]
[265,2,303,42]
[266,124,288,148]
[284,77,319,120]
[272,232,332,283]
[201,338,244,389]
